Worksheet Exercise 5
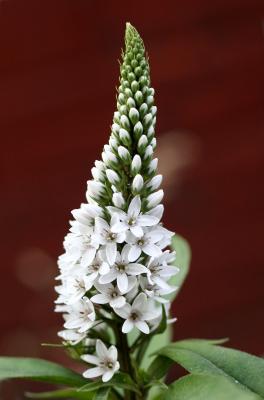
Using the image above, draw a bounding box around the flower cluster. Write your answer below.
[55,23,179,382]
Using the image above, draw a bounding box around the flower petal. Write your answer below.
[83,367,104,379]
[135,320,150,334]
[110,295,126,309]
[143,244,162,258]
[130,225,143,237]
[114,303,131,319]
[117,273,128,293]
[96,339,109,360]
[128,195,141,218]
[137,215,159,226]
[126,263,148,275]
[81,354,100,365]
[128,245,141,262]
[102,370,115,382]
[106,242,117,265]
[122,319,134,333]
[90,294,109,304]
[99,270,117,284]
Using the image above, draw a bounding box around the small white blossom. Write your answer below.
[64,298,95,333]
[115,293,158,334]
[126,228,163,262]
[91,279,136,308]
[99,245,148,293]
[108,195,159,238]
[94,215,126,264]
[82,340,120,382]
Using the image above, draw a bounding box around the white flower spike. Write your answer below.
[55,23,179,384]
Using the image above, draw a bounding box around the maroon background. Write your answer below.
[1,0,264,397]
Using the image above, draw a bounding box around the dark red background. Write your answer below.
[1,0,264,397]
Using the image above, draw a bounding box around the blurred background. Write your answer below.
[0,0,264,397]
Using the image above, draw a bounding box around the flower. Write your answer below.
[147,251,179,289]
[126,229,164,262]
[108,195,159,238]
[99,245,148,293]
[82,340,120,382]
[94,215,126,264]
[115,292,158,334]
[91,279,136,308]
[64,297,95,333]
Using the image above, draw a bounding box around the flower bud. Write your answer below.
[118,93,126,105]
[146,174,162,191]
[146,95,154,106]
[112,123,120,135]
[119,105,128,115]
[106,169,120,185]
[150,106,157,116]
[147,126,155,140]
[148,158,158,174]
[146,189,164,209]
[119,128,131,146]
[127,97,136,109]
[112,192,125,208]
[135,90,143,105]
[131,154,142,175]
[91,167,104,182]
[146,204,164,220]
[95,160,105,172]
[87,180,106,201]
[139,103,148,117]
[132,174,144,193]
[109,136,118,150]
[118,146,131,164]
[134,121,143,140]
[143,145,153,161]
[120,115,130,130]
[102,150,118,168]
[129,108,139,125]
[150,137,157,150]
[137,135,148,153]
[143,113,153,128]
[131,80,139,92]
[113,111,120,123]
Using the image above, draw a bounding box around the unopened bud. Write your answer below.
[132,174,144,193]
[134,121,143,140]
[129,108,139,125]
[146,189,164,209]
[119,128,131,146]
[131,154,142,175]
[87,180,105,201]
[148,158,158,174]
[120,115,130,130]
[112,192,125,208]
[106,169,120,185]
[143,145,153,161]
[118,146,131,164]
[147,174,163,191]
[137,135,148,153]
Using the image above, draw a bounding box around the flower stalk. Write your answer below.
[55,22,179,398]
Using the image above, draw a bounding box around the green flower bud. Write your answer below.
[131,80,139,93]
[129,107,140,125]
[120,115,130,130]
[133,121,143,140]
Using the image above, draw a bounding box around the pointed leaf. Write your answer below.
[0,357,86,387]
[159,374,262,400]
[25,389,94,399]
[156,339,264,397]
[93,387,110,400]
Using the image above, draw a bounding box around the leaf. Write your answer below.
[0,357,86,387]
[168,234,191,301]
[93,387,110,400]
[25,389,95,399]
[78,372,141,395]
[156,339,264,398]
[159,374,262,400]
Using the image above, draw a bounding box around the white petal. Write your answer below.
[128,245,141,262]
[143,244,162,258]
[117,273,128,293]
[126,263,148,275]
[110,296,126,308]
[133,292,147,310]
[130,225,143,237]
[146,230,163,243]
[99,270,117,284]
[112,221,128,233]
[81,247,96,267]
[106,243,117,265]
[135,321,150,334]
[114,303,131,319]
[81,354,100,365]
[146,204,164,220]
[137,215,159,226]
[108,346,117,361]
[83,367,103,379]
[96,339,108,360]
[95,217,109,235]
[102,370,115,382]
[122,319,134,333]
[99,262,110,275]
[90,294,109,304]
[128,196,141,218]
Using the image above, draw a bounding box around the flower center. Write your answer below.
[137,239,145,246]
[116,263,126,272]
[111,290,119,298]
[128,218,136,226]
[107,361,114,369]
[130,312,139,321]
[107,232,117,241]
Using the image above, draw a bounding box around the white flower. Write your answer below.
[64,297,95,333]
[108,195,159,238]
[126,228,163,262]
[139,276,177,303]
[58,329,86,345]
[87,180,106,201]
[55,273,93,305]
[71,203,103,227]
[82,339,120,382]
[115,293,158,334]
[94,215,126,264]
[99,245,148,293]
[67,225,99,267]
[147,251,179,289]
[86,249,110,281]
[91,279,136,308]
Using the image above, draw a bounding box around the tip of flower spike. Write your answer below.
[125,22,145,51]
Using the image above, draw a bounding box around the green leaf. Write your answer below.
[156,339,264,397]
[160,374,262,400]
[25,389,95,399]
[93,387,110,400]
[78,372,141,395]
[0,357,86,387]
[168,234,191,301]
